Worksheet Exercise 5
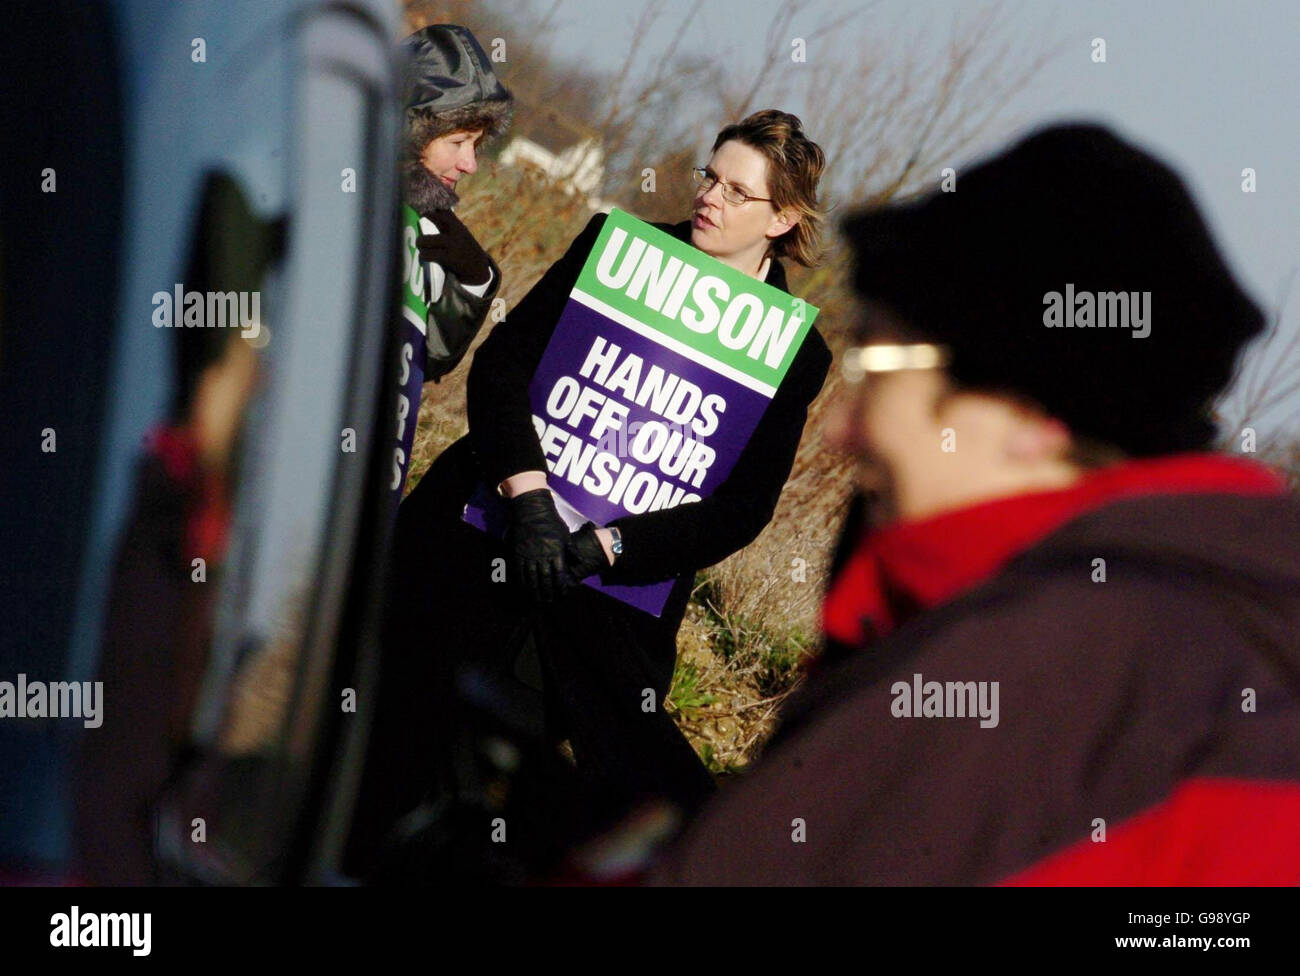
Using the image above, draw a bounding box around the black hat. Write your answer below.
[842,123,1264,456]
[402,25,512,141]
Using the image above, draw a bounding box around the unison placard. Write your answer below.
[465,209,818,616]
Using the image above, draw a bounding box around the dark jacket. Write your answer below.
[389,205,500,504]
[466,212,832,631]
[401,152,502,385]
[423,251,501,382]
[653,491,1300,884]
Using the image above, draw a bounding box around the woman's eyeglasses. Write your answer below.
[840,343,951,385]
[691,167,772,207]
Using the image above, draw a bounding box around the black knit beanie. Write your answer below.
[842,123,1264,456]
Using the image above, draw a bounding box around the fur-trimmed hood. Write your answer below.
[401,157,461,213]
[401,25,513,212]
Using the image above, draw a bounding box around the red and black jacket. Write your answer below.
[654,456,1300,884]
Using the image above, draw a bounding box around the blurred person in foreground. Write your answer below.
[651,123,1300,885]
[73,174,273,884]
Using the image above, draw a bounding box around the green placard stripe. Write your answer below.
[571,287,778,398]
[402,204,431,335]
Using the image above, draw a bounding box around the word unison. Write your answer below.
[594,227,805,368]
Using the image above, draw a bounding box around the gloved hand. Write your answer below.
[565,521,612,583]
[416,209,492,287]
[506,488,571,603]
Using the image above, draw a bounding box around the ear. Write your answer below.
[765,209,801,241]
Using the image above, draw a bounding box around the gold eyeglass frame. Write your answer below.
[840,343,951,385]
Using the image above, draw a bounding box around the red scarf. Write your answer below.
[821,453,1286,647]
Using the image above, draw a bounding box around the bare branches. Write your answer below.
[1219,268,1300,444]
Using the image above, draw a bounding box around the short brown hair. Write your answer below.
[711,109,826,268]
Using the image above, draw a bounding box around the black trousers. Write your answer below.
[345,437,715,879]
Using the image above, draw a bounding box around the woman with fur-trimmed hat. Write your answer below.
[390,24,512,501]
[346,26,512,874]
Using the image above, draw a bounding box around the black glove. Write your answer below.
[565,521,611,583]
[506,489,571,603]
[416,209,492,287]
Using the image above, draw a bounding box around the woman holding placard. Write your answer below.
[352,111,832,880]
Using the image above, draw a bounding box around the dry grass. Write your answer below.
[660,350,862,771]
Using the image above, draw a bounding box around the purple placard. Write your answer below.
[465,296,775,616]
